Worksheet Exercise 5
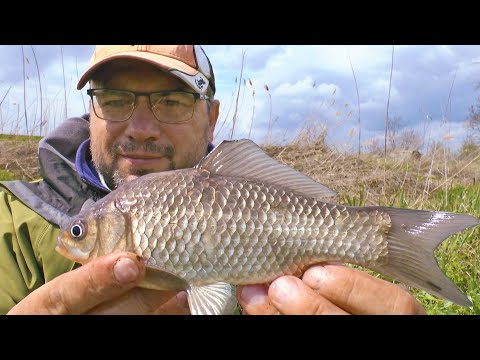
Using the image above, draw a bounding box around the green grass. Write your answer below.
[0,134,43,142]
[341,184,480,314]
[0,170,15,181]
[418,185,480,314]
[340,184,367,207]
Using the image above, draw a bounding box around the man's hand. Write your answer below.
[237,263,426,315]
[7,252,190,315]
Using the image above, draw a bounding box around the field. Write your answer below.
[263,138,480,314]
[0,134,41,181]
[1,134,479,314]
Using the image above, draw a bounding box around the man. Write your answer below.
[0,45,425,314]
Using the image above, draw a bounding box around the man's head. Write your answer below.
[77,45,219,189]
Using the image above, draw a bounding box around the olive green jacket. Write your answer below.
[0,188,75,314]
[0,115,104,314]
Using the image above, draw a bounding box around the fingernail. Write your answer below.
[270,277,297,305]
[239,285,268,306]
[114,257,139,283]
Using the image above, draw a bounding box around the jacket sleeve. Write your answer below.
[0,189,74,314]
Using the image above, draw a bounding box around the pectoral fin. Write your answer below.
[140,264,189,291]
[187,282,238,315]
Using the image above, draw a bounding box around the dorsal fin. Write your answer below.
[196,139,337,201]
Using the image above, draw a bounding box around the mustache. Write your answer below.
[114,140,174,158]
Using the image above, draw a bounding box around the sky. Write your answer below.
[0,45,479,153]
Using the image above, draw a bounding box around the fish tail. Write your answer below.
[371,207,479,306]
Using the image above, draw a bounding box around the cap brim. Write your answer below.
[76,51,199,90]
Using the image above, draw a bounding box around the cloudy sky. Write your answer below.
[0,45,479,153]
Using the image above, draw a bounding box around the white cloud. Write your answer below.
[273,76,339,98]
[1,45,479,151]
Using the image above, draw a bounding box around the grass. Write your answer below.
[422,185,480,314]
[0,134,42,142]
[0,134,42,181]
[0,132,479,314]
[341,183,480,314]
[0,169,15,181]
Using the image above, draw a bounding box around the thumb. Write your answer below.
[8,252,145,315]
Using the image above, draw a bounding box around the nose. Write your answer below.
[123,96,162,142]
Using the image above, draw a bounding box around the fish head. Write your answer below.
[56,202,128,264]
[56,214,98,263]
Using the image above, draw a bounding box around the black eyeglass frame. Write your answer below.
[86,88,211,123]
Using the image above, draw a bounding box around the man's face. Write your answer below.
[89,60,219,189]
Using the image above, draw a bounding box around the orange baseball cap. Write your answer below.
[77,45,215,95]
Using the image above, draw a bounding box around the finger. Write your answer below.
[154,291,190,315]
[268,276,349,315]
[302,264,426,315]
[8,252,145,315]
[87,289,190,315]
[237,284,279,315]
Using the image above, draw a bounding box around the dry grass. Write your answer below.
[263,133,480,207]
[0,139,40,181]
[0,132,479,313]
[1,132,478,203]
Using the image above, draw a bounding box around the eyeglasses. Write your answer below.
[87,88,210,123]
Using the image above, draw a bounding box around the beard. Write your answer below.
[91,134,210,190]
[111,168,150,188]
[91,139,174,189]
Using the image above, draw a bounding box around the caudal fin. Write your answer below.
[370,208,479,307]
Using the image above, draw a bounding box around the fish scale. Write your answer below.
[114,170,389,285]
[57,139,480,312]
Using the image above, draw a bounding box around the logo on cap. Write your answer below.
[195,77,207,90]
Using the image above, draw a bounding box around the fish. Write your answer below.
[56,139,480,314]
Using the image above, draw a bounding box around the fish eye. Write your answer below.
[70,222,86,241]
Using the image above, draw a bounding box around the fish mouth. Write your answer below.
[55,237,69,257]
[55,236,89,262]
